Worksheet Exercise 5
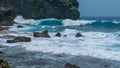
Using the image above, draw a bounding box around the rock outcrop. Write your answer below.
[7,36,31,43]
[33,30,50,38]
[0,7,16,26]
[0,0,80,26]
[0,59,10,68]
[64,63,80,68]
[55,32,61,37]
[75,33,83,37]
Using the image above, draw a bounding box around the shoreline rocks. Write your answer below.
[33,30,50,38]
[7,36,31,43]
[55,32,61,37]
[17,25,24,28]
[64,63,80,68]
[75,33,83,37]
[0,59,10,68]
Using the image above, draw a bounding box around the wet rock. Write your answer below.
[17,25,24,28]
[0,59,10,68]
[7,36,31,43]
[33,30,50,38]
[55,32,61,37]
[0,51,4,54]
[104,64,110,68]
[64,35,67,37]
[0,26,8,31]
[64,63,80,68]
[75,33,83,37]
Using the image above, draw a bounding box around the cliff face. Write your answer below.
[0,0,80,26]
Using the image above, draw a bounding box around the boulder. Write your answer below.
[55,32,61,37]
[0,59,10,68]
[33,30,50,38]
[64,63,80,68]
[7,36,31,43]
[17,25,24,28]
[75,33,83,37]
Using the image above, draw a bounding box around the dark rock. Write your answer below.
[33,30,50,38]
[104,64,110,68]
[55,32,61,37]
[0,51,4,54]
[7,36,31,43]
[0,0,80,21]
[75,33,83,37]
[64,35,67,37]
[0,7,16,26]
[17,25,24,28]
[0,59,10,68]
[0,27,5,31]
[0,26,8,31]
[64,63,80,68]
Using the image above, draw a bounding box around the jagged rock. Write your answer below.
[0,0,80,21]
[55,32,61,37]
[64,63,80,68]
[33,30,50,38]
[75,33,83,37]
[17,25,24,28]
[0,59,10,68]
[7,36,31,43]
[0,7,16,26]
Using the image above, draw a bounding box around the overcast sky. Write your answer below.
[78,0,120,17]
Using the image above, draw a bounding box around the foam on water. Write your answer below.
[14,16,36,25]
[62,19,96,26]
[2,29,120,61]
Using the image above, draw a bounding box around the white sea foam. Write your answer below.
[13,16,37,25]
[113,20,120,24]
[62,19,96,26]
[1,29,120,61]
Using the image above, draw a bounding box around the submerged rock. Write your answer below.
[0,0,80,22]
[64,35,67,37]
[75,33,83,37]
[55,32,61,37]
[0,59,10,68]
[7,36,31,43]
[33,30,50,38]
[64,63,80,68]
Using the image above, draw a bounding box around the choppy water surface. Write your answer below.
[1,16,120,68]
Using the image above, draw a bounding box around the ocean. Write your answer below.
[1,16,120,68]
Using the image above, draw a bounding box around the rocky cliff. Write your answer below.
[0,0,80,26]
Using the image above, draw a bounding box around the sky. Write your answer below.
[78,0,120,17]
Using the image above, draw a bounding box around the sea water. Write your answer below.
[2,16,120,62]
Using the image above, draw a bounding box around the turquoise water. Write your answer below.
[10,16,120,32]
